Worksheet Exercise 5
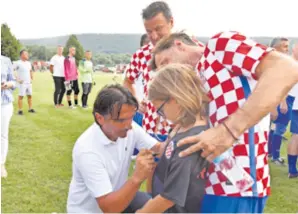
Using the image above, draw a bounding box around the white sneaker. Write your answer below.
[69,105,77,109]
[1,164,7,178]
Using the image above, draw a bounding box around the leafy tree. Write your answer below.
[1,23,22,61]
[26,45,56,61]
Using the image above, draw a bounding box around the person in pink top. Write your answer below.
[64,46,80,108]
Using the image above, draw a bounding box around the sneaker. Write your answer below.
[272,158,285,166]
[28,109,36,113]
[82,105,89,109]
[288,172,298,178]
[69,105,76,109]
[18,110,23,115]
[1,164,7,178]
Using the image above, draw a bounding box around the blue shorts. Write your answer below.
[201,195,268,213]
[274,95,294,125]
[290,110,298,134]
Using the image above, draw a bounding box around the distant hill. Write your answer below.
[21,34,298,54]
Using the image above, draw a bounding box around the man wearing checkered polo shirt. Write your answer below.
[123,1,174,142]
[151,32,298,213]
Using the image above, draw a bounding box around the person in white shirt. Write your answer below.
[67,84,162,213]
[50,46,66,108]
[14,50,35,115]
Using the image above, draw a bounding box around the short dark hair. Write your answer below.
[151,33,197,70]
[85,50,91,53]
[270,37,289,47]
[140,34,148,47]
[93,84,138,124]
[20,49,27,56]
[142,1,172,21]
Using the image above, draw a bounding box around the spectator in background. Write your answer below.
[287,42,298,178]
[50,45,66,108]
[79,50,94,108]
[14,50,36,115]
[64,46,80,109]
[140,33,150,47]
[1,55,16,178]
[269,37,296,165]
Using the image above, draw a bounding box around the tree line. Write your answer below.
[1,24,132,66]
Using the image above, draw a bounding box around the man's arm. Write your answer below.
[226,51,298,139]
[124,77,137,98]
[30,70,33,81]
[49,65,54,74]
[3,58,16,90]
[123,51,141,100]
[96,150,155,213]
[178,32,298,160]
[134,122,160,153]
[279,96,288,114]
[179,52,298,160]
[97,176,143,213]
[136,195,174,213]
[77,152,140,213]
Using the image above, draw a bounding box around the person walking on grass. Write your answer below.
[1,55,16,178]
[50,45,66,108]
[64,46,80,109]
[78,50,94,109]
[14,50,36,115]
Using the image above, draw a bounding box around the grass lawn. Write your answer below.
[1,72,298,213]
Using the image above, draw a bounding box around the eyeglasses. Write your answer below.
[156,98,169,117]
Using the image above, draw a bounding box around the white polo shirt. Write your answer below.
[50,54,65,77]
[67,122,157,213]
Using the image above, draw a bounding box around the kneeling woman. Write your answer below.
[137,64,210,213]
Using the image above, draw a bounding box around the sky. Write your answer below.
[1,0,297,39]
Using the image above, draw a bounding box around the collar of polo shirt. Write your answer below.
[95,123,118,145]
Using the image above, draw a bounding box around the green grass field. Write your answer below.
[1,72,298,213]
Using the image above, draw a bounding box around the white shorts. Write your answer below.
[18,83,32,96]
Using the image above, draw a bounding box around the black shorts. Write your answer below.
[66,80,79,95]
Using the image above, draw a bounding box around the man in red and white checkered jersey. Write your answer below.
[123,1,174,142]
[124,1,205,141]
[151,31,298,213]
